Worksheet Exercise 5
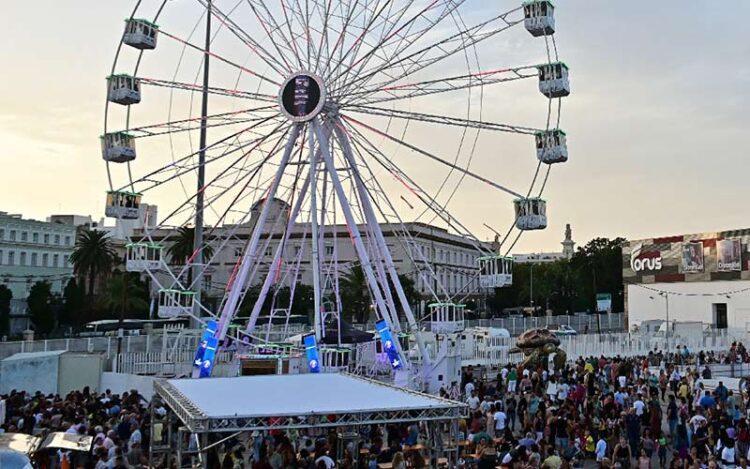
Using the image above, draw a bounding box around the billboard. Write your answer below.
[681,241,704,273]
[717,238,742,272]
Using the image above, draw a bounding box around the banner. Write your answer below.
[193,320,218,369]
[302,334,321,373]
[199,337,218,378]
[717,239,742,272]
[596,293,612,313]
[682,241,704,273]
[375,320,403,370]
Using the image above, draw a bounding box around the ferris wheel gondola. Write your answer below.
[103,0,569,386]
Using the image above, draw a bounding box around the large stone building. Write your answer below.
[512,223,576,264]
[141,199,493,312]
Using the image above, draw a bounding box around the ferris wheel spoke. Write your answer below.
[195,0,291,77]
[158,28,281,87]
[124,105,277,138]
[153,124,293,229]
[244,0,302,72]
[124,118,286,193]
[341,6,523,99]
[346,105,541,135]
[139,78,277,103]
[342,115,525,199]
[334,0,466,98]
[345,64,538,105]
[344,120,494,257]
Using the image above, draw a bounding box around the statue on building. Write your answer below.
[511,328,567,372]
[561,223,575,259]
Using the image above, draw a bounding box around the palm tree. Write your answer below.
[70,229,117,313]
[103,271,149,355]
[166,227,214,287]
[339,264,371,323]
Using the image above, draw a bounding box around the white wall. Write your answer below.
[628,280,750,330]
[0,352,62,395]
[100,372,157,401]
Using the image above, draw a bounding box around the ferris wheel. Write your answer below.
[102,0,569,376]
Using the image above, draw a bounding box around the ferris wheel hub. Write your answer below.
[278,71,327,123]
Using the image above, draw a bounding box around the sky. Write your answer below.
[1,1,748,255]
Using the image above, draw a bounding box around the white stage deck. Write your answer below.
[155,372,465,432]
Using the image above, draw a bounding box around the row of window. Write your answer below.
[412,244,477,267]
[0,250,70,268]
[233,245,335,258]
[0,228,72,246]
[418,270,476,294]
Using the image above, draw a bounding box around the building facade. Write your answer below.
[141,199,493,314]
[0,212,80,299]
[623,228,750,331]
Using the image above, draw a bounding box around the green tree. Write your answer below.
[60,278,86,327]
[70,229,117,312]
[570,237,626,314]
[387,274,420,320]
[101,271,150,320]
[166,227,214,287]
[0,285,11,336]
[339,264,371,323]
[28,281,54,335]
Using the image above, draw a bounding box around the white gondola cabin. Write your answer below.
[537,62,570,98]
[101,132,136,163]
[514,197,547,231]
[523,1,555,37]
[123,18,159,50]
[158,289,195,318]
[428,302,466,334]
[126,242,163,272]
[478,255,513,288]
[107,74,141,105]
[535,129,568,164]
[105,190,142,220]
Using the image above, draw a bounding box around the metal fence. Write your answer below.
[464,313,624,336]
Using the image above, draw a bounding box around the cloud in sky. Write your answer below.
[0,0,748,254]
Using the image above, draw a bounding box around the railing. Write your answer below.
[464,313,624,336]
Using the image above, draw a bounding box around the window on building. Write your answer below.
[20,252,26,266]
[8,230,16,241]
[53,254,59,267]
[264,245,273,257]
[203,275,212,290]
[42,253,49,267]
[325,245,334,256]
[294,246,301,256]
[43,233,49,244]
[32,232,39,243]
[65,236,71,246]
[0,250,3,265]
[54,234,60,245]
[8,252,15,266]
[21,232,27,242]
[0,229,4,240]
[31,252,38,267]
[234,247,243,258]
[63,255,69,266]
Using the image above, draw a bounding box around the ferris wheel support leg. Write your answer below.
[214,124,302,342]
[333,120,431,367]
[244,164,313,337]
[312,118,407,365]
[308,128,325,342]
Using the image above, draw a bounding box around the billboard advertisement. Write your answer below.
[682,241,704,273]
[717,238,742,272]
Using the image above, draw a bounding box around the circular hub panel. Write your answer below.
[279,72,326,122]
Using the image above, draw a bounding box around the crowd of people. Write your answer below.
[448,344,750,468]
[3,343,750,468]
[0,387,150,468]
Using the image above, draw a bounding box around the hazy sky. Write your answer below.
[1,1,748,254]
